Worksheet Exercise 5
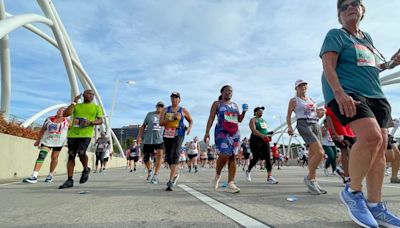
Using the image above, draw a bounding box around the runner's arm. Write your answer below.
[204,101,218,143]
[63,94,81,117]
[183,107,193,135]
[286,98,296,135]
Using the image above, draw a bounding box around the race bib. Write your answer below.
[73,117,87,128]
[224,112,238,123]
[260,122,268,129]
[355,44,377,67]
[164,128,176,138]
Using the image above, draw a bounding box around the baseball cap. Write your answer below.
[253,106,265,113]
[170,91,180,98]
[156,101,164,107]
[295,79,308,88]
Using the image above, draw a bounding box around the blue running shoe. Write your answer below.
[339,185,378,228]
[369,202,400,228]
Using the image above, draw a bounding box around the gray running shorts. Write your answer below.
[296,119,322,145]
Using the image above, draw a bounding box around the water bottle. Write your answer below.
[242,104,248,112]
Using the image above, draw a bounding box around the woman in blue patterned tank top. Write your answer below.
[204,85,247,193]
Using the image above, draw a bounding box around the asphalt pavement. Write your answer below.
[1,164,399,228]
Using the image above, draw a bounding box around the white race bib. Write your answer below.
[164,128,176,138]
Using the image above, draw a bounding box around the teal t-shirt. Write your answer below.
[67,103,104,138]
[320,28,385,104]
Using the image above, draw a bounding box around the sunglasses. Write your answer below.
[339,0,360,12]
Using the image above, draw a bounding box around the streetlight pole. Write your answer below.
[107,79,135,142]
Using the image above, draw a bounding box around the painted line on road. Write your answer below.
[178,184,271,228]
[318,179,400,189]
[0,181,20,186]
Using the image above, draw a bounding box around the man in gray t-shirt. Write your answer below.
[137,101,165,184]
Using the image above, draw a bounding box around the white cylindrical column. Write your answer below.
[0,0,11,121]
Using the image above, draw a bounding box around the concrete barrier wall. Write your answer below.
[0,133,126,180]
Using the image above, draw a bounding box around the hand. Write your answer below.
[81,119,92,127]
[203,133,210,143]
[73,94,82,103]
[316,108,326,118]
[391,50,400,68]
[334,91,361,118]
[174,113,180,120]
[34,140,40,147]
[331,134,339,141]
[268,131,274,136]
[186,126,191,135]
[288,127,294,136]
[137,138,142,145]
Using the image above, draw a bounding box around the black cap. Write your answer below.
[170,91,180,98]
[253,106,265,113]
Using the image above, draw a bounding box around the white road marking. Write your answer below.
[179,184,271,228]
[0,181,20,186]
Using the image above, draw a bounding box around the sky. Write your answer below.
[3,0,400,144]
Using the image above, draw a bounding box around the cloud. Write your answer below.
[3,0,400,143]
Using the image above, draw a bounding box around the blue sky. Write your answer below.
[3,0,400,143]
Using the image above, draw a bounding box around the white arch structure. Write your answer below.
[272,70,400,157]
[0,0,124,157]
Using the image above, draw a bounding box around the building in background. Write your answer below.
[112,125,140,150]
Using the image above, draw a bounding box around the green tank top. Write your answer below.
[255,117,268,135]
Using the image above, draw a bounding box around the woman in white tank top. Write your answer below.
[286,79,326,195]
[187,137,199,173]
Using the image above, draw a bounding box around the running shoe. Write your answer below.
[314,181,327,194]
[226,183,240,193]
[150,175,159,184]
[212,176,221,190]
[334,168,346,183]
[304,176,321,195]
[129,169,133,173]
[58,179,74,189]
[23,176,37,184]
[44,175,53,183]
[369,202,400,227]
[267,176,279,184]
[172,174,180,187]
[339,185,378,228]
[166,180,173,191]
[323,168,330,176]
[390,176,400,184]
[146,170,153,181]
[79,167,91,184]
[245,170,251,181]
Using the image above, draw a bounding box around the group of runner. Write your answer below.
[20,0,400,226]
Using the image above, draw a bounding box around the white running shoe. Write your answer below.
[245,170,251,182]
[267,176,279,184]
[226,183,240,193]
[323,168,329,176]
[44,175,53,183]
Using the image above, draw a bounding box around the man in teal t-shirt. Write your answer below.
[59,89,104,189]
